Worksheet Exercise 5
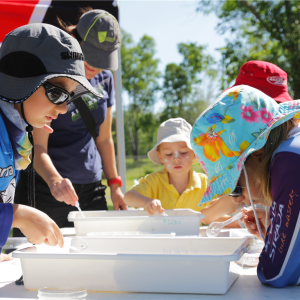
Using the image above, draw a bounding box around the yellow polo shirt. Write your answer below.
[131,168,210,211]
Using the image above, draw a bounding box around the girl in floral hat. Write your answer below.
[191,84,300,287]
[199,60,295,226]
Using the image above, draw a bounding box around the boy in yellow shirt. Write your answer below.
[124,118,210,214]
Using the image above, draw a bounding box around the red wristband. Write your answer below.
[107,176,122,187]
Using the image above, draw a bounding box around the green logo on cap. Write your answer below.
[98,31,116,43]
[98,31,107,43]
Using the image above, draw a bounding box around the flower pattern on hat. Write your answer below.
[191,85,300,205]
[241,105,260,123]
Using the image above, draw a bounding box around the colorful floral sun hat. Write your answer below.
[191,85,300,205]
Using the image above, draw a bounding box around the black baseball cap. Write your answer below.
[0,23,102,103]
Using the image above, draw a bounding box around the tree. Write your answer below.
[161,42,216,123]
[197,0,300,98]
[121,30,160,158]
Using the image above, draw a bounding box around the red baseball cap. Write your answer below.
[225,61,292,103]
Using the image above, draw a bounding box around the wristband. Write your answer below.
[107,176,122,187]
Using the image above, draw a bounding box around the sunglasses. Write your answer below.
[42,82,74,105]
[229,182,243,197]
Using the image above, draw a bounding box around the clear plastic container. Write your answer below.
[38,287,87,299]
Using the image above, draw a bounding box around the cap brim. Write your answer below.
[224,83,293,103]
[147,135,196,165]
[0,72,101,103]
[82,42,118,71]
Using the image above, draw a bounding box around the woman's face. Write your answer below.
[15,77,78,129]
[232,153,263,206]
[84,61,102,79]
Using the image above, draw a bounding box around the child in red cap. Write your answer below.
[226,60,292,103]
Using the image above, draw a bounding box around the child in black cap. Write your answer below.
[0,22,101,261]
[14,9,126,234]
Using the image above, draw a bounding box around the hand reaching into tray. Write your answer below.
[241,207,269,240]
[49,177,78,206]
[12,204,64,248]
[145,199,165,215]
[124,190,166,215]
[0,253,13,263]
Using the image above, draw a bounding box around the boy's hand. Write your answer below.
[0,253,13,262]
[12,204,64,248]
[241,207,268,240]
[145,199,164,215]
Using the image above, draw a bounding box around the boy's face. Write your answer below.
[157,141,195,176]
[16,77,78,129]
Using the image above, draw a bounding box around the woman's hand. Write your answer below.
[111,186,128,210]
[241,207,268,240]
[145,199,164,215]
[49,178,78,206]
[12,204,64,247]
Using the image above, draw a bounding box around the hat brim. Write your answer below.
[82,42,118,71]
[0,72,101,103]
[198,100,300,205]
[148,135,196,165]
[224,83,293,103]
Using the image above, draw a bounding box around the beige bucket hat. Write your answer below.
[148,118,194,165]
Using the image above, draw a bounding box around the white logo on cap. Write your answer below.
[266,76,287,86]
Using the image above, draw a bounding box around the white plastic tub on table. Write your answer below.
[68,209,204,236]
[12,235,252,294]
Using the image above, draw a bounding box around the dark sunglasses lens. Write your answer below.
[47,89,69,104]
[229,184,242,197]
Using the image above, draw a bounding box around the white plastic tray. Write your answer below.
[12,235,252,294]
[68,209,204,236]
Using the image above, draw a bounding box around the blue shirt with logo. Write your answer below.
[48,70,114,184]
[0,112,16,252]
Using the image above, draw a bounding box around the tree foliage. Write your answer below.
[161,42,216,123]
[121,30,160,157]
[197,0,300,98]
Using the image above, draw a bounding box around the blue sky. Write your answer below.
[119,0,229,72]
[118,1,230,109]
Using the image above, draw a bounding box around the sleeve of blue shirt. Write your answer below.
[0,203,14,252]
[257,151,300,287]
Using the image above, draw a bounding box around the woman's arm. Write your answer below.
[33,126,78,206]
[96,107,127,210]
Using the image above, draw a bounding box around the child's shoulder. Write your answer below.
[139,169,167,183]
[192,170,208,180]
[131,169,167,191]
[190,170,208,189]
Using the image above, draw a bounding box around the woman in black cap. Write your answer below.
[0,23,101,260]
[14,8,127,234]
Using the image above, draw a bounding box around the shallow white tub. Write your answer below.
[12,235,252,294]
[68,209,204,236]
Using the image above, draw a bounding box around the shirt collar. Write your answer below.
[158,168,202,191]
[0,101,26,132]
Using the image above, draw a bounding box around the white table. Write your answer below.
[0,258,299,300]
